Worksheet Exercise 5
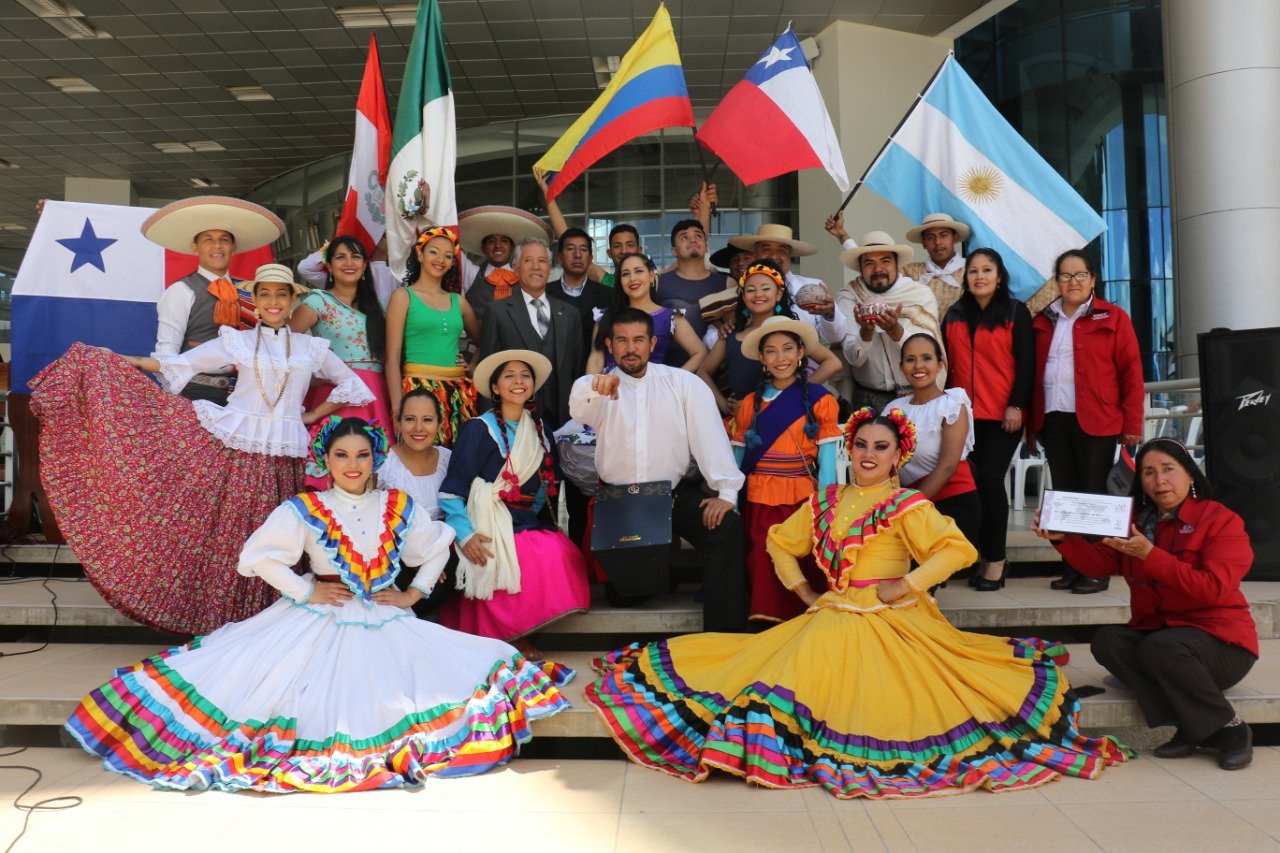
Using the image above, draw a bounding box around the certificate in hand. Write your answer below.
[1040,490,1134,538]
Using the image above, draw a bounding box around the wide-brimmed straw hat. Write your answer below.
[740,315,820,360]
[840,231,914,270]
[905,212,972,244]
[728,223,816,257]
[473,349,553,400]
[141,196,284,253]
[457,206,553,256]
[244,263,307,295]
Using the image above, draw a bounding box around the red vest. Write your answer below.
[943,315,1016,422]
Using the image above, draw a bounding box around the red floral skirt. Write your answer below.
[29,344,303,635]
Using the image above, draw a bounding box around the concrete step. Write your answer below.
[6,576,1280,639]
[5,641,1280,737]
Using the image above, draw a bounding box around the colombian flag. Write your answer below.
[534,3,694,201]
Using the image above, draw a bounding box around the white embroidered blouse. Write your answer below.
[156,325,374,457]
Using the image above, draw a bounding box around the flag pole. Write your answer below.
[694,142,720,216]
[832,51,953,217]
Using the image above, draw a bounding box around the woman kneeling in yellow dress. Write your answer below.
[588,407,1130,799]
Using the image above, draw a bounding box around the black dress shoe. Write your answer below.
[973,567,1006,592]
[1216,722,1253,771]
[1071,576,1110,595]
[1154,731,1198,759]
[1050,570,1082,590]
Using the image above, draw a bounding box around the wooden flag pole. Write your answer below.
[832,51,953,217]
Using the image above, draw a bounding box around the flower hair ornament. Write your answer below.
[308,416,390,474]
[842,407,917,466]
[415,225,461,256]
[738,261,785,291]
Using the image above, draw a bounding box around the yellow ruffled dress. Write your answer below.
[587,481,1129,799]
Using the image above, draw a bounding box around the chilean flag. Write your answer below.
[335,32,392,254]
[12,201,272,393]
[697,28,849,192]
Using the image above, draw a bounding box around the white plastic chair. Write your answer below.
[1006,441,1050,511]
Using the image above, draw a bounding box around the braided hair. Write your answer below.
[742,330,819,449]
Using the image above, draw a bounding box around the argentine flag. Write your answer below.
[864,55,1106,299]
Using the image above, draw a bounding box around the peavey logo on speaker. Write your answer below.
[1237,389,1273,411]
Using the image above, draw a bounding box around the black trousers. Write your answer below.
[563,479,590,551]
[934,487,981,570]
[1091,625,1256,744]
[968,419,1023,562]
[1039,412,1117,574]
[673,479,747,632]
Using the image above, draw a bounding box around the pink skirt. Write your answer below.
[303,366,394,489]
[29,343,304,636]
[439,528,590,641]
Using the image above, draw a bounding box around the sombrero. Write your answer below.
[457,206,553,256]
[905,212,972,244]
[473,349,554,400]
[141,196,284,254]
[840,231,914,270]
[709,244,753,270]
[740,315,820,360]
[728,223,816,257]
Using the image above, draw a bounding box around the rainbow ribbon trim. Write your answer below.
[287,490,412,601]
[811,486,928,589]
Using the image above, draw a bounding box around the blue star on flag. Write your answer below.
[56,219,117,273]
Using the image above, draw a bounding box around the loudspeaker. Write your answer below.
[1199,327,1280,580]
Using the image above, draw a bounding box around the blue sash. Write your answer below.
[740,382,831,475]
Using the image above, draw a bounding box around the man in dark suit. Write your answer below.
[547,227,613,373]
[480,238,583,432]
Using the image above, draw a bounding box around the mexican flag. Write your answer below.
[385,0,457,279]
[335,32,392,256]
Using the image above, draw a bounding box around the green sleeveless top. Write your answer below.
[404,290,463,367]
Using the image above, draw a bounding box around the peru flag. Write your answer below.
[335,33,392,255]
[696,28,849,191]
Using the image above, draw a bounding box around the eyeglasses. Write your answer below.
[1055,271,1092,284]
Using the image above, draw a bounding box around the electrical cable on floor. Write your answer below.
[0,747,83,853]
[0,545,81,852]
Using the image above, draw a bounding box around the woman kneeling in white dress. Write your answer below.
[65,416,573,794]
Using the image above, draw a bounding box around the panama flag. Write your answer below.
[334,33,392,255]
[863,55,1106,299]
[11,201,272,393]
[696,27,849,191]
[385,0,456,279]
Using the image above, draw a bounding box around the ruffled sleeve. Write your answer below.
[766,499,818,590]
[939,388,975,459]
[898,502,978,592]
[592,306,607,324]
[728,391,756,446]
[236,501,315,603]
[153,335,233,394]
[398,501,457,595]
[310,337,375,405]
[814,393,842,443]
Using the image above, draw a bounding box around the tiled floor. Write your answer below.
[2,748,1280,851]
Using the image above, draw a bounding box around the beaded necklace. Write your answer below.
[253,324,292,410]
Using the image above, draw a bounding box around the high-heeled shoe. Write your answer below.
[973,564,1007,592]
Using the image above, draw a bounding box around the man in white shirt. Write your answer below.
[835,231,941,411]
[728,223,847,346]
[570,306,747,632]
[142,196,283,404]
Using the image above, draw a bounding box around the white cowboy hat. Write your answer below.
[473,349,554,400]
[457,206,553,256]
[243,263,307,295]
[905,212,972,244]
[840,231,914,270]
[728,223,817,257]
[740,315,821,361]
[141,196,284,254]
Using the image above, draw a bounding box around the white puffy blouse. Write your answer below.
[156,325,374,457]
[887,388,976,488]
[237,487,455,625]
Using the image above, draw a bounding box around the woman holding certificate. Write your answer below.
[1028,249,1145,594]
[1032,437,1257,771]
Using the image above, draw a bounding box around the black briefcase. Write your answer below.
[591,481,673,597]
